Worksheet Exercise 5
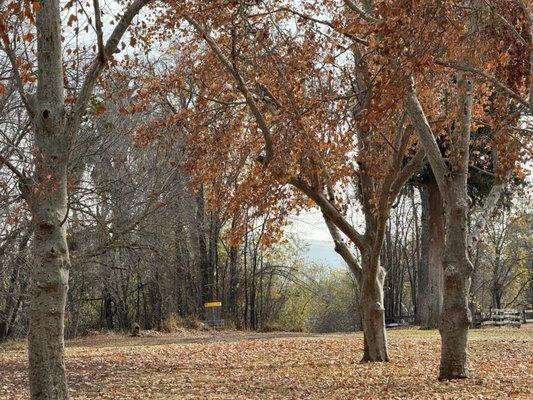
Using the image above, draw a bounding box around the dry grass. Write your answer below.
[1,326,531,399]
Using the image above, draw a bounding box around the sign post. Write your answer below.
[204,301,223,328]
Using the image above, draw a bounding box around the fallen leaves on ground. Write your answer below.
[0,327,531,399]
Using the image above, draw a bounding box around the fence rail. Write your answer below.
[481,308,522,328]
[523,309,533,324]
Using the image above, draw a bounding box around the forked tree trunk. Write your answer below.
[360,256,389,362]
[406,72,475,380]
[438,72,474,380]
[439,203,472,379]
[323,216,388,362]
[407,71,509,380]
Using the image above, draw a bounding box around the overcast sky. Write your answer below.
[287,210,332,242]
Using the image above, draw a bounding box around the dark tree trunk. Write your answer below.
[227,245,238,321]
[101,288,114,330]
[418,179,445,329]
[0,229,31,340]
[7,276,28,338]
[439,204,472,379]
[491,286,502,309]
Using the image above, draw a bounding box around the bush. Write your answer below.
[161,314,183,333]
[161,314,210,332]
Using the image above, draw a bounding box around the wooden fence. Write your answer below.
[480,309,522,328]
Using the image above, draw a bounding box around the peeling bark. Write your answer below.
[360,259,389,362]
[406,75,483,380]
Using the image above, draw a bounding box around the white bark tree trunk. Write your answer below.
[437,72,474,379]
[406,74,482,379]
[15,0,150,397]
[360,255,389,362]
[26,0,70,397]
[28,184,70,399]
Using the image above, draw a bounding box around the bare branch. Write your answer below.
[469,163,495,177]
[469,147,511,249]
[93,0,105,63]
[323,213,362,283]
[344,0,380,23]
[279,7,368,45]
[0,153,25,182]
[69,0,151,133]
[390,147,426,201]
[0,44,34,116]
[289,177,369,252]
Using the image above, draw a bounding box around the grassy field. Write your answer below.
[1,326,531,399]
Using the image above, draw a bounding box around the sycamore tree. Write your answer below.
[398,0,531,379]
[164,0,529,373]
[132,0,528,378]
[0,0,153,397]
[137,0,427,363]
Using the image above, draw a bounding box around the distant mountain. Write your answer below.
[303,239,345,268]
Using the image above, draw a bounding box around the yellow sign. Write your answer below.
[204,301,222,308]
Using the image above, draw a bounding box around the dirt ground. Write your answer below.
[1,326,532,399]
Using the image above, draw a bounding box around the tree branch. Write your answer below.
[68,0,151,134]
[0,44,34,117]
[436,58,530,111]
[289,177,369,252]
[490,6,527,46]
[93,0,105,63]
[468,147,511,250]
[515,0,532,112]
[0,153,25,181]
[185,15,274,164]
[389,147,426,201]
[323,212,362,283]
[279,7,368,45]
[404,80,450,195]
[344,0,379,23]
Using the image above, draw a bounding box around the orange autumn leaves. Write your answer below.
[1,328,532,399]
[0,1,40,49]
[128,0,530,245]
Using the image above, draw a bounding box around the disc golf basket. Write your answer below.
[204,301,224,329]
